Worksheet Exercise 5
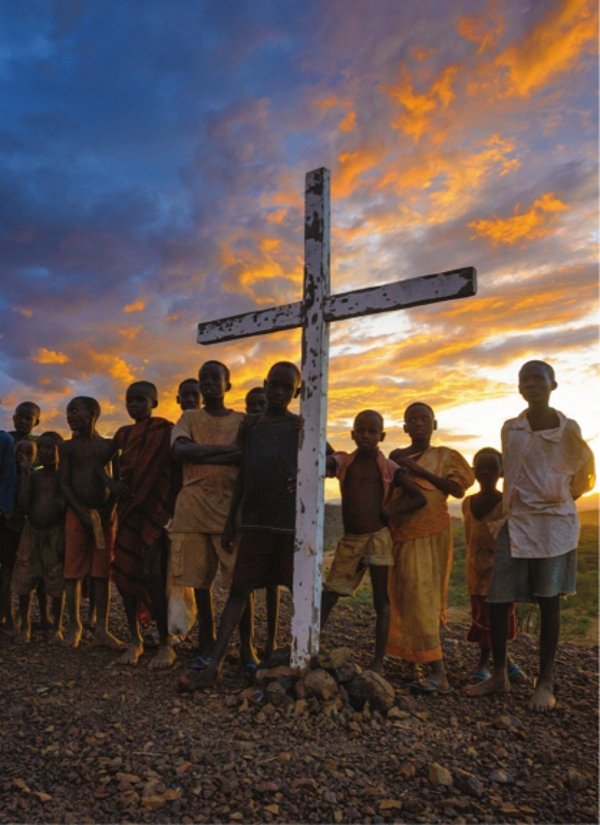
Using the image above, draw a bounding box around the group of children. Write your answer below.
[0,359,594,713]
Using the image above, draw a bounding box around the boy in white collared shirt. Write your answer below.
[468,361,594,712]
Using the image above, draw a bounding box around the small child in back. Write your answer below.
[320,410,426,673]
[177,379,200,412]
[463,448,519,681]
[12,432,66,644]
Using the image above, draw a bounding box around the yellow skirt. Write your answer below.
[386,525,453,663]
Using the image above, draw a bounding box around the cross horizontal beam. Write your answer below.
[197,266,476,344]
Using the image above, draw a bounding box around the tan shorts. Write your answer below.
[325,526,393,597]
[11,522,65,598]
[169,532,238,590]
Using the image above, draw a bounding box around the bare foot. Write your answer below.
[49,630,64,645]
[467,671,510,697]
[116,642,144,665]
[92,629,126,650]
[16,627,31,644]
[149,644,176,670]
[529,679,556,712]
[62,624,83,649]
[178,666,222,692]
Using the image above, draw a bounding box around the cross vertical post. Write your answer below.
[291,168,331,668]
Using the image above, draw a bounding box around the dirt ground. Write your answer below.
[0,588,598,825]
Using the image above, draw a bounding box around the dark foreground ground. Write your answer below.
[0,589,598,825]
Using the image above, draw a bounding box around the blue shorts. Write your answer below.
[486,523,576,604]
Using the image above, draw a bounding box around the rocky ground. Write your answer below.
[0,588,598,825]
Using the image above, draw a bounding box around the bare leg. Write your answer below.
[116,590,144,664]
[529,595,559,712]
[265,585,280,657]
[239,592,258,667]
[63,578,83,648]
[194,587,216,656]
[50,594,64,644]
[370,566,390,674]
[179,588,250,691]
[430,658,450,691]
[1,552,17,635]
[144,536,176,669]
[477,647,491,671]
[92,578,125,649]
[16,593,32,643]
[468,602,511,696]
[320,589,340,630]
[36,580,52,629]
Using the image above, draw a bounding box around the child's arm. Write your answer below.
[16,466,33,514]
[221,457,245,553]
[395,455,465,499]
[325,455,337,478]
[172,437,241,465]
[383,468,427,521]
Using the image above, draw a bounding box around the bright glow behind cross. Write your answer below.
[197,167,477,668]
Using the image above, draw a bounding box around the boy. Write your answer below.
[245,387,267,416]
[59,396,124,650]
[11,432,66,644]
[468,361,594,712]
[10,401,41,446]
[169,361,250,663]
[320,410,427,673]
[179,361,301,692]
[177,379,201,412]
[1,440,37,634]
[108,381,181,667]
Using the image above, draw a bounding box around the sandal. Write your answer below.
[410,678,454,695]
[190,655,211,671]
[473,668,490,682]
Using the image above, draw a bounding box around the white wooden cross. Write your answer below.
[197,167,476,668]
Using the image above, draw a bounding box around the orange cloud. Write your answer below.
[32,348,70,364]
[385,63,460,142]
[457,3,504,53]
[17,308,33,317]
[495,0,598,97]
[338,110,356,132]
[468,192,569,245]
[123,299,145,313]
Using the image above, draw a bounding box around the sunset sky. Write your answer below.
[0,0,597,497]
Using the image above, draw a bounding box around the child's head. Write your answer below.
[13,402,41,436]
[198,361,231,403]
[351,410,385,451]
[403,402,436,441]
[245,387,268,415]
[66,396,101,432]
[37,431,63,467]
[177,378,200,411]
[126,381,158,423]
[264,362,301,411]
[473,447,502,490]
[15,439,37,468]
[518,360,557,405]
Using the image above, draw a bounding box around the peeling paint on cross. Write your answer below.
[197,167,477,668]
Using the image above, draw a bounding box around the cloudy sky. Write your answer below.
[0,0,597,494]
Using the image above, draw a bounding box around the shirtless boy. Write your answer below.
[12,432,66,644]
[177,379,201,412]
[321,410,426,673]
[468,361,594,712]
[169,362,251,665]
[179,361,302,691]
[59,397,124,649]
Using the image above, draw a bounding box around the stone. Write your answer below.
[567,769,587,791]
[334,661,362,684]
[346,671,395,713]
[489,769,515,785]
[303,669,339,701]
[266,681,293,708]
[238,686,265,706]
[453,768,484,798]
[428,763,453,787]
[314,647,353,670]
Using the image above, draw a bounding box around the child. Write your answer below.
[109,382,181,667]
[0,440,37,634]
[10,402,41,446]
[177,379,201,412]
[59,396,124,650]
[245,387,268,416]
[468,361,595,712]
[11,432,66,644]
[0,431,16,521]
[179,361,302,692]
[169,361,249,664]
[387,402,474,694]
[463,448,519,680]
[320,410,426,673]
